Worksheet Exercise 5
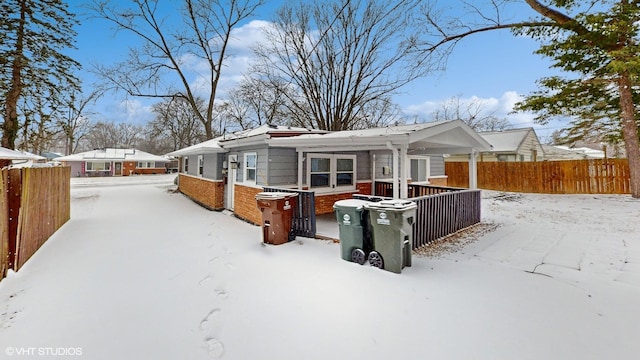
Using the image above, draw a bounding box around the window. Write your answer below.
[244,152,257,183]
[307,154,356,192]
[184,158,189,173]
[408,156,430,183]
[197,155,204,176]
[86,161,111,172]
[137,161,156,168]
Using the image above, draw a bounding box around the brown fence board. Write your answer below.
[14,167,71,270]
[1,170,8,279]
[445,159,631,194]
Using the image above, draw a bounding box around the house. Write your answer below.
[446,127,544,162]
[0,147,43,168]
[55,148,169,177]
[167,121,491,226]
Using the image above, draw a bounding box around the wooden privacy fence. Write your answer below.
[445,159,631,194]
[1,166,71,281]
[262,186,316,238]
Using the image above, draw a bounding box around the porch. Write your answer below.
[266,181,481,250]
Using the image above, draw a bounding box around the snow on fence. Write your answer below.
[1,166,70,281]
[445,159,631,194]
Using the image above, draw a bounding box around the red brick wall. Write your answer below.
[178,174,224,210]
[314,182,372,215]
[133,167,166,175]
[123,162,136,176]
[233,184,263,225]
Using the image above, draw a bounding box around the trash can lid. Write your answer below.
[333,199,370,210]
[255,191,298,200]
[364,199,417,211]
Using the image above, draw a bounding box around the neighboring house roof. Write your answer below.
[551,145,605,159]
[541,145,590,160]
[267,120,492,154]
[479,128,539,153]
[0,147,42,160]
[56,148,169,163]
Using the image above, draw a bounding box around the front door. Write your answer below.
[114,162,122,176]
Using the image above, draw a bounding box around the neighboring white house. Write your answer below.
[446,127,544,162]
[56,148,169,177]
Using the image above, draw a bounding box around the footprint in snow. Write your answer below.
[205,337,225,358]
[199,308,221,331]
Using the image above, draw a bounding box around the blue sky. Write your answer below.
[67,0,568,141]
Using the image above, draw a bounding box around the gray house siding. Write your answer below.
[430,156,445,176]
[267,147,297,186]
[355,151,370,181]
[202,153,219,179]
[231,146,269,185]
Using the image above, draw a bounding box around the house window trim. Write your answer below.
[243,152,257,185]
[86,161,112,172]
[136,161,156,169]
[306,153,357,194]
[197,155,204,177]
[407,156,430,184]
[183,157,189,173]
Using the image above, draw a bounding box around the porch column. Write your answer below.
[297,150,304,190]
[469,149,478,189]
[400,144,408,198]
[386,142,399,199]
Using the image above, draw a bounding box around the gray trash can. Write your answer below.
[365,199,417,273]
[333,199,372,264]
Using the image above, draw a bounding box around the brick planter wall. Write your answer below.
[233,184,263,225]
[133,168,167,175]
[314,181,373,215]
[178,174,224,210]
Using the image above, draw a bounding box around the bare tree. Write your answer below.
[253,0,423,131]
[417,0,640,197]
[54,90,102,155]
[148,97,206,151]
[90,0,264,140]
[85,121,144,150]
[430,95,512,131]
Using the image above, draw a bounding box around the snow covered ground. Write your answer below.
[1,174,639,360]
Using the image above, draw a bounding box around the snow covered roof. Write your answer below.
[165,137,226,157]
[268,120,492,154]
[56,148,169,162]
[220,124,326,141]
[479,128,535,152]
[0,147,42,160]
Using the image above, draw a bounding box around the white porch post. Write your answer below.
[469,149,478,189]
[400,144,408,198]
[386,141,399,199]
[297,150,304,190]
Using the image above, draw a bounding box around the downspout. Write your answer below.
[371,153,376,195]
[386,141,399,199]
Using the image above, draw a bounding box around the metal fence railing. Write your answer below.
[263,187,316,238]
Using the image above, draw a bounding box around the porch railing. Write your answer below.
[368,182,482,249]
[410,189,481,249]
[374,181,461,197]
[262,187,316,238]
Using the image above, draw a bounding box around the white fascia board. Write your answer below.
[294,144,394,153]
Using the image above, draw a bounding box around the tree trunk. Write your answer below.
[617,72,640,198]
[1,0,26,150]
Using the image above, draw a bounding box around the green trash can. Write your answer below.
[333,199,372,265]
[365,199,417,274]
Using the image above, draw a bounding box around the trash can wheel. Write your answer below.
[351,248,366,265]
[368,251,384,269]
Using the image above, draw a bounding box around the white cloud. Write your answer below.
[403,91,539,130]
[116,99,154,125]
